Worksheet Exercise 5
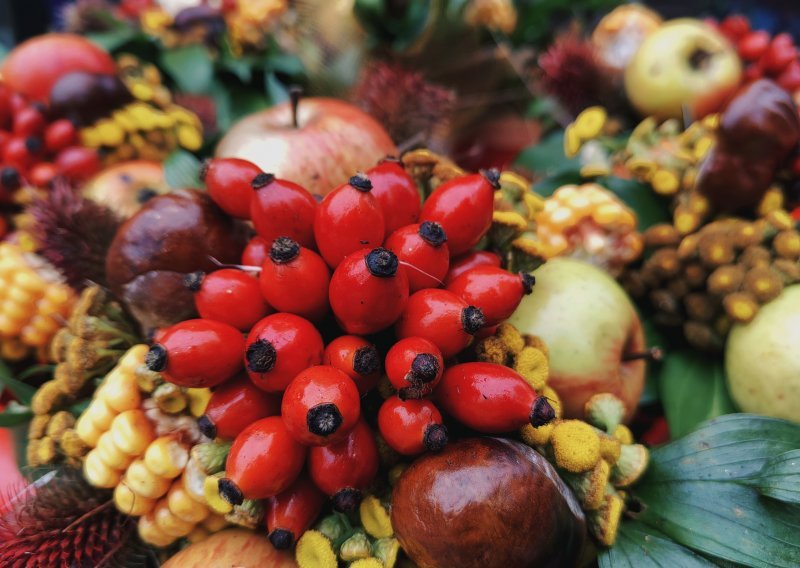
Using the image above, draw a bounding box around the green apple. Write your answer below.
[725,285,800,423]
[508,258,646,421]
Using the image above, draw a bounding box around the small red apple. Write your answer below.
[215,92,397,197]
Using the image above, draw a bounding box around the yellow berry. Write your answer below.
[115,481,157,516]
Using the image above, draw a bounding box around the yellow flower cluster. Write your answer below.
[226,0,288,55]
[564,107,616,178]
[463,0,518,35]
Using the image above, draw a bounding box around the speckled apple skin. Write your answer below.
[391,437,587,568]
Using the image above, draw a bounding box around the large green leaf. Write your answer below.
[658,349,736,439]
[0,360,37,405]
[599,520,719,568]
[515,131,579,186]
[745,450,800,505]
[0,403,32,427]
[164,150,203,189]
[160,44,214,94]
[600,176,671,231]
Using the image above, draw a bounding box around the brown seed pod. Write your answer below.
[771,259,800,283]
[683,263,708,289]
[722,292,760,323]
[643,224,681,248]
[743,267,783,303]
[684,293,717,322]
[707,265,745,296]
[773,231,800,260]
[698,233,735,268]
[739,245,772,269]
[647,249,681,279]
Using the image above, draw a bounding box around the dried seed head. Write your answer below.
[723,292,759,323]
[707,265,745,296]
[743,267,783,302]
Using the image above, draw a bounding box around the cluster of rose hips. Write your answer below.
[715,15,800,93]
[0,82,100,202]
[143,157,554,549]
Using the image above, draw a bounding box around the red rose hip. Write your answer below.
[201,157,262,219]
[385,221,449,291]
[242,235,270,266]
[446,265,535,325]
[250,174,317,249]
[366,158,421,236]
[185,268,271,331]
[198,374,281,440]
[384,336,443,398]
[444,250,502,285]
[323,335,381,395]
[378,396,448,456]
[265,474,326,550]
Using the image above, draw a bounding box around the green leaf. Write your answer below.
[86,28,140,52]
[515,131,578,182]
[164,150,203,189]
[16,365,55,383]
[68,399,92,418]
[600,176,671,231]
[0,406,32,427]
[639,318,666,405]
[746,450,800,505]
[658,349,736,439]
[264,72,289,105]
[0,360,37,405]
[599,520,719,568]
[267,53,305,77]
[160,45,214,94]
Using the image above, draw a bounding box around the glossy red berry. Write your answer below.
[145,319,245,388]
[244,313,324,392]
[198,374,281,440]
[56,146,101,182]
[778,60,800,92]
[308,418,379,511]
[719,15,750,41]
[185,268,271,331]
[385,221,449,291]
[329,248,410,335]
[241,235,270,266]
[437,362,555,433]
[29,162,58,188]
[419,170,499,256]
[12,106,46,136]
[259,236,330,321]
[3,136,37,170]
[323,335,381,395]
[282,365,361,446]
[314,173,385,268]
[366,158,421,236]
[761,33,797,74]
[384,336,443,398]
[738,30,771,61]
[446,265,535,326]
[395,288,485,359]
[44,119,77,153]
[265,474,326,550]
[250,174,317,249]
[444,250,502,285]
[201,157,261,219]
[219,416,307,503]
[378,396,447,456]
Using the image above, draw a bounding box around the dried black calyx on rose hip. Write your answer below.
[218,478,244,506]
[423,423,448,452]
[530,397,556,427]
[251,172,276,189]
[307,403,344,437]
[183,271,205,292]
[332,487,363,512]
[197,415,217,439]
[461,306,486,335]
[349,173,373,192]
[520,273,536,295]
[269,529,294,550]
[353,345,380,376]
[145,344,167,372]
[366,248,399,278]
[410,353,439,383]
[419,221,447,247]
[245,339,277,373]
[1,167,21,190]
[481,167,501,189]
[270,236,301,264]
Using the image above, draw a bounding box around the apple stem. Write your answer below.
[289,85,302,129]
[622,347,663,363]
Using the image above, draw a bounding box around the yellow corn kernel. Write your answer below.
[154,501,195,538]
[167,480,209,523]
[75,413,102,447]
[111,410,156,456]
[84,449,122,488]
[101,370,141,413]
[186,388,212,417]
[186,526,210,543]
[138,513,177,548]
[120,344,149,369]
[125,459,172,499]
[144,436,189,479]
[96,431,133,470]
[115,481,157,516]
[86,399,117,432]
[202,512,229,532]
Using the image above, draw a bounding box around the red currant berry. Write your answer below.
[250,174,317,249]
[446,265,534,325]
[419,170,499,256]
[265,474,326,550]
[56,146,101,182]
[3,136,36,170]
[44,119,77,153]
[378,396,448,456]
[282,365,361,446]
[384,336,443,398]
[761,33,798,74]
[29,162,59,188]
[314,173,385,268]
[201,157,262,219]
[219,416,307,503]
[329,247,410,335]
[719,15,750,41]
[778,60,800,92]
[385,221,449,291]
[145,319,245,388]
[12,106,46,136]
[308,418,379,511]
[244,313,324,392]
[738,30,771,61]
[185,268,271,331]
[395,288,485,358]
[438,362,555,433]
[366,158,421,236]
[198,374,281,440]
[259,236,330,322]
[241,235,270,266]
[444,250,502,285]
[323,335,381,395]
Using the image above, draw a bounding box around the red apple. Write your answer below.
[508,258,647,421]
[163,529,296,567]
[82,160,170,219]
[215,95,397,197]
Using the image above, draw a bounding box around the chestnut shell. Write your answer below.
[105,190,245,331]
[391,437,587,568]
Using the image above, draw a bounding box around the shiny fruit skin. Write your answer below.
[201,157,262,219]
[444,250,502,286]
[56,146,101,182]
[3,137,36,171]
[419,171,497,256]
[367,159,421,236]
[308,418,379,511]
[250,175,317,249]
[323,335,381,395]
[259,237,330,322]
[395,289,484,359]
[314,175,385,268]
[738,30,771,60]
[282,365,361,446]
[199,374,281,440]
[13,106,46,136]
[2,33,116,102]
[44,119,77,153]
[147,319,245,388]
[329,248,410,335]
[189,269,271,331]
[224,416,307,500]
[29,162,58,188]
[437,362,549,433]
[243,313,324,393]
[384,336,443,396]
[378,396,447,456]
[241,236,270,266]
[446,266,533,326]
[265,474,326,550]
[385,222,449,291]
